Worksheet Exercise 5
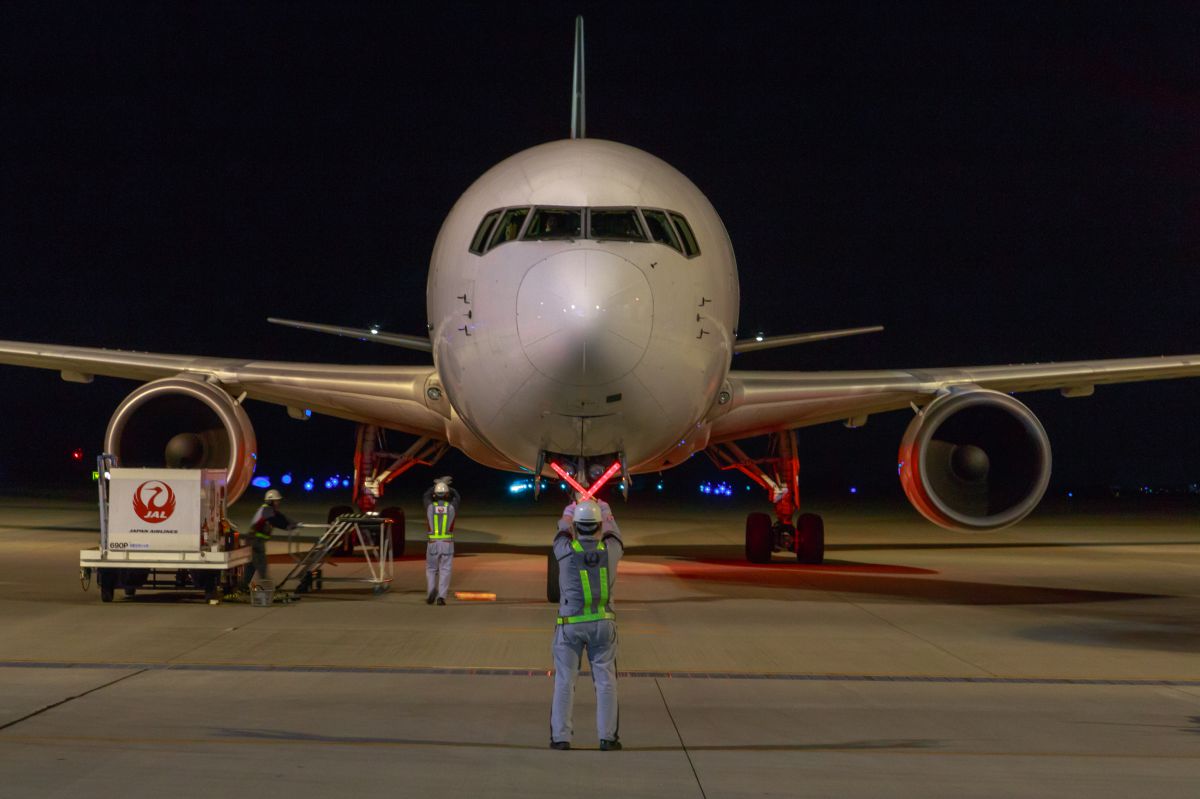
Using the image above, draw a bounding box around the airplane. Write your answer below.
[2,18,1198,591]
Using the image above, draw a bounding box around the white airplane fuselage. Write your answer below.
[427,139,739,474]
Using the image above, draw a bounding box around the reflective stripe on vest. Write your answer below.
[427,501,453,540]
[557,539,615,625]
[253,503,273,540]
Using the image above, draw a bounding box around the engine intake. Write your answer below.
[104,377,258,503]
[898,389,1051,531]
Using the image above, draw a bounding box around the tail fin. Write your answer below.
[571,16,585,139]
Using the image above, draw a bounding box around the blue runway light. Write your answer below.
[251,477,271,489]
[303,479,315,492]
[850,486,858,494]
[341,478,351,488]
[281,473,293,486]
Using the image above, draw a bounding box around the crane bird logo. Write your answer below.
[132,480,176,524]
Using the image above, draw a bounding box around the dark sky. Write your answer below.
[1,1,1198,495]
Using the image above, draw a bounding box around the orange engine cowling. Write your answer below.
[898,389,1051,531]
[104,377,258,503]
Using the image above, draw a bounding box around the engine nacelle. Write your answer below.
[898,389,1051,531]
[104,377,258,503]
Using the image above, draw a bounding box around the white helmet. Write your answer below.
[573,500,602,535]
[433,481,450,498]
[264,489,283,502]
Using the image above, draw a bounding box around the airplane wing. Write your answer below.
[712,354,1200,443]
[0,339,447,439]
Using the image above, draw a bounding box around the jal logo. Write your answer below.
[132,480,176,524]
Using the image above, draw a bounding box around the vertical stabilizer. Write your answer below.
[571,16,586,139]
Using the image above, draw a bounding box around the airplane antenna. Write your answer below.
[571,16,586,139]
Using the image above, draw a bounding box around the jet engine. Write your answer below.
[104,377,258,503]
[898,389,1051,531]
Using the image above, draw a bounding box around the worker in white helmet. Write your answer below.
[549,498,623,751]
[423,476,461,605]
[236,488,298,594]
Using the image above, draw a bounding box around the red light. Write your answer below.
[71,448,84,462]
[549,461,622,502]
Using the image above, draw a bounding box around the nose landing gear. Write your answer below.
[709,430,825,565]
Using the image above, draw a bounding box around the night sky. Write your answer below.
[1,2,1198,498]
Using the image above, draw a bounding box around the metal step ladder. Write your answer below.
[277,513,394,595]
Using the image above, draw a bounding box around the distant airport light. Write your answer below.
[1067,491,1074,498]
[755,334,764,342]
[71,448,84,461]
[251,476,271,489]
[303,479,315,492]
[341,478,351,488]
[656,481,664,491]
[281,473,293,485]
[850,486,858,494]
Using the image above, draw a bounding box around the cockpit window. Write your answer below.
[640,209,682,253]
[589,208,647,241]
[524,207,582,240]
[470,210,502,255]
[489,207,530,249]
[669,212,701,257]
[469,205,701,256]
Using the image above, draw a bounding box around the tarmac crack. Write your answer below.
[0,668,147,732]
[654,678,709,799]
[832,595,999,677]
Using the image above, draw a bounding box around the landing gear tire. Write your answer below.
[795,512,825,564]
[99,570,116,603]
[547,550,560,603]
[379,506,405,557]
[745,512,773,564]
[327,505,354,555]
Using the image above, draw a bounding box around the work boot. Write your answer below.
[436,597,446,606]
[426,590,436,605]
[599,739,622,751]
[549,741,570,750]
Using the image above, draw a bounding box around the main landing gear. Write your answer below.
[326,425,449,557]
[706,430,825,565]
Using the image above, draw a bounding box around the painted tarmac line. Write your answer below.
[1,733,1199,760]
[1,660,1198,685]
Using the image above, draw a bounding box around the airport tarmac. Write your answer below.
[0,492,1197,797]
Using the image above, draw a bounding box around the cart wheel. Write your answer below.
[99,571,116,603]
[80,567,92,592]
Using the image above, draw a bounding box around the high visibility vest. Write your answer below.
[557,538,615,625]
[251,503,274,540]
[427,501,455,540]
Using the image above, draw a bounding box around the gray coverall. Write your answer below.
[550,521,623,745]
[240,503,295,590]
[424,487,460,601]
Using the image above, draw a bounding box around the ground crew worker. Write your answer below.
[549,499,623,751]
[423,476,460,605]
[237,489,298,593]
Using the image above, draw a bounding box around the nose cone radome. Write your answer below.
[516,249,652,386]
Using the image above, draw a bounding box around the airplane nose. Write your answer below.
[516,249,652,386]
